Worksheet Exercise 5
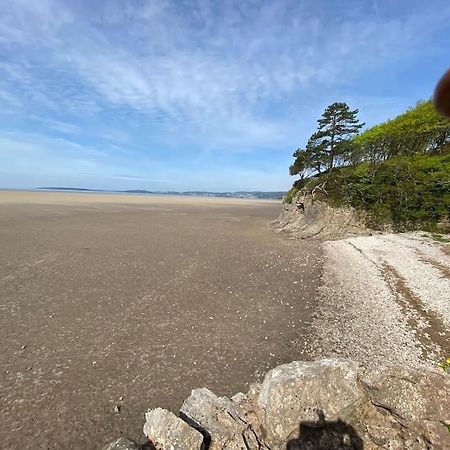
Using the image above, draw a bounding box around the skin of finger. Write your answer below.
[434,68,450,118]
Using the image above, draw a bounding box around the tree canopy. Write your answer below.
[353,100,450,162]
[290,102,364,178]
[290,100,450,180]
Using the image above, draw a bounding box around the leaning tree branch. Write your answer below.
[311,181,328,199]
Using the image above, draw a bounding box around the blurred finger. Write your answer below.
[434,68,450,118]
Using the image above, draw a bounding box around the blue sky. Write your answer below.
[0,0,449,191]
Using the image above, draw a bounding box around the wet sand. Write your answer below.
[0,191,322,449]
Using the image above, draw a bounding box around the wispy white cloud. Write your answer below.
[2,0,449,130]
[0,130,107,165]
[0,0,449,189]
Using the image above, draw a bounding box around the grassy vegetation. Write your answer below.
[439,357,450,373]
[283,186,300,204]
[423,233,450,243]
[353,100,450,160]
[290,154,450,231]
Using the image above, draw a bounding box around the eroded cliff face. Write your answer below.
[105,359,450,450]
[273,195,373,240]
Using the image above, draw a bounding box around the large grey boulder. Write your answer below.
[280,362,450,449]
[180,387,264,449]
[143,407,203,449]
[359,365,450,448]
[361,365,450,422]
[256,359,364,447]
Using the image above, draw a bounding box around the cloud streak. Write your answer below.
[3,1,449,123]
[0,0,449,189]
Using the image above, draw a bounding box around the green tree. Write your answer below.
[315,102,365,170]
[354,100,450,161]
[289,148,308,179]
[290,102,364,178]
[289,132,326,178]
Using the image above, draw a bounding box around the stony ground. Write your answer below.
[0,191,323,449]
[306,232,450,369]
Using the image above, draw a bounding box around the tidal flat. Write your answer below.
[0,191,322,449]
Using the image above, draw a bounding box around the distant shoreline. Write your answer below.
[0,189,281,205]
[0,187,285,200]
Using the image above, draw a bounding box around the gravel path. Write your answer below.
[306,232,450,368]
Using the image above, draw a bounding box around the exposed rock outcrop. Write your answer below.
[105,359,450,449]
[273,197,372,240]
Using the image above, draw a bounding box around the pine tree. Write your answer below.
[290,102,364,178]
[315,102,364,169]
[289,132,326,179]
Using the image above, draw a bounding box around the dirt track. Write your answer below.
[0,191,322,449]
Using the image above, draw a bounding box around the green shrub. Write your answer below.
[284,186,299,204]
[302,154,450,231]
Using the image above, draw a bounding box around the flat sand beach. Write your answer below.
[0,191,322,449]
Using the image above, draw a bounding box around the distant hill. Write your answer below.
[38,187,101,192]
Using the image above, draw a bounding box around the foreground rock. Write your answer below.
[143,408,204,449]
[180,387,264,449]
[257,360,363,448]
[105,359,450,449]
